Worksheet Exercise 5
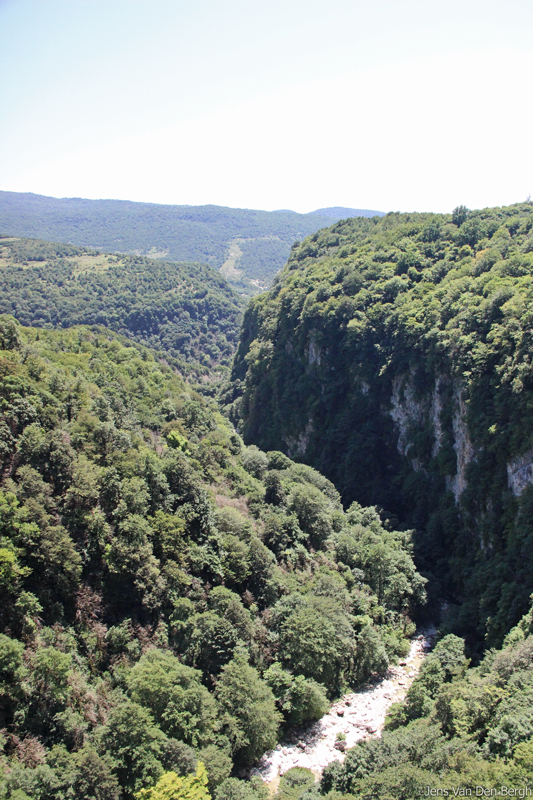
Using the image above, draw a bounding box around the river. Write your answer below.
[250,627,436,789]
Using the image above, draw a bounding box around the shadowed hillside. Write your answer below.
[229,202,533,648]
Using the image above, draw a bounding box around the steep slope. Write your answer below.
[0,192,383,294]
[0,236,244,381]
[229,202,533,648]
[0,316,424,798]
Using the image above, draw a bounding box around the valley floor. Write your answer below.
[251,626,437,790]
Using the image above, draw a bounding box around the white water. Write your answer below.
[251,628,436,786]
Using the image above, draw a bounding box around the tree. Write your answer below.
[215,654,280,765]
[208,587,252,642]
[0,314,20,350]
[127,649,218,747]
[276,767,315,800]
[184,612,241,680]
[135,763,211,800]
[72,746,121,800]
[0,633,27,725]
[428,635,468,682]
[286,485,333,549]
[353,624,389,683]
[452,205,469,226]
[242,446,268,479]
[263,662,328,726]
[215,777,267,800]
[196,745,232,795]
[262,512,305,558]
[96,701,167,798]
[272,594,354,692]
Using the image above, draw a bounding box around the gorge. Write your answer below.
[229,202,533,650]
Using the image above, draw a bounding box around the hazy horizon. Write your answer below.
[1,0,532,213]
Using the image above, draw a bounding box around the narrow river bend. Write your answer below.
[251,627,436,788]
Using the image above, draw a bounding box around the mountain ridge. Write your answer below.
[0,191,384,294]
[0,234,245,382]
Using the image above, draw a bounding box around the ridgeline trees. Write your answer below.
[0,192,383,294]
[0,237,244,380]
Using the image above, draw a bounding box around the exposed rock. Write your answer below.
[357,378,370,396]
[307,338,322,366]
[431,376,448,456]
[507,448,533,496]
[389,373,448,471]
[285,419,314,458]
[448,384,475,501]
[390,372,475,503]
[390,373,425,462]
[249,627,436,785]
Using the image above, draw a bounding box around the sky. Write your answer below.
[1,0,532,214]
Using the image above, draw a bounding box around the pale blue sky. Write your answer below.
[1,0,532,212]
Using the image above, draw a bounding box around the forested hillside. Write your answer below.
[0,316,425,799]
[0,192,383,294]
[4,201,533,800]
[0,236,244,381]
[229,202,533,649]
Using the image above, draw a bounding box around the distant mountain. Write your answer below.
[0,191,383,294]
[309,206,384,218]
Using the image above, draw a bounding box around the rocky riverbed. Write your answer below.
[250,627,436,787]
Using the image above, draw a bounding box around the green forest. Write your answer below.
[0,237,244,382]
[0,193,383,295]
[0,317,424,799]
[230,202,533,651]
[2,201,533,800]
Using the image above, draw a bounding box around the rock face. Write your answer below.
[448,385,475,501]
[231,204,533,648]
[389,372,475,503]
[507,448,533,496]
[250,629,435,785]
[389,372,427,466]
[388,372,533,501]
[286,419,314,459]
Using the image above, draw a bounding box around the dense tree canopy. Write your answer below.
[4,198,533,799]
[228,202,533,648]
[0,237,244,379]
[0,318,424,798]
